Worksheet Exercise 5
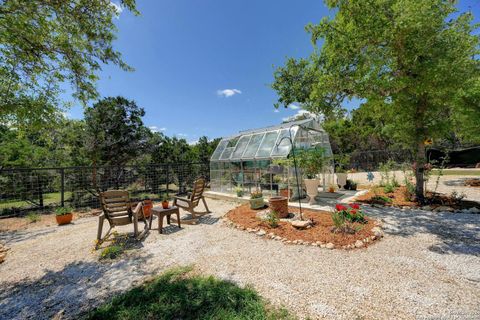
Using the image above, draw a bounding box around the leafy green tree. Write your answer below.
[272,0,479,201]
[84,96,147,167]
[0,0,138,128]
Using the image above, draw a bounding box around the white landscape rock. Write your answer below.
[291,220,312,229]
[325,242,335,250]
[355,240,364,248]
[256,230,266,236]
[434,206,454,212]
[371,227,384,238]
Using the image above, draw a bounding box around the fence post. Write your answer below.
[60,168,65,207]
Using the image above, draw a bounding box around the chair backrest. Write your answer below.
[190,177,206,206]
[100,190,132,222]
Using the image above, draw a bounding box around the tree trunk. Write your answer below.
[415,140,425,203]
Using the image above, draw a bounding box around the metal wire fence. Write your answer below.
[0,162,209,216]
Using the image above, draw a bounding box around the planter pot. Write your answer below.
[249,197,265,210]
[56,213,73,225]
[279,189,290,199]
[162,201,169,209]
[143,200,153,218]
[336,173,348,189]
[304,178,319,204]
[268,196,289,218]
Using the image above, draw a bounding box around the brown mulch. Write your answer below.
[226,204,376,247]
[0,211,97,232]
[356,186,479,210]
[465,178,480,187]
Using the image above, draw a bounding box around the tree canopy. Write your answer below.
[0,0,138,128]
[272,0,480,200]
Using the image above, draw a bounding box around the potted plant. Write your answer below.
[142,196,153,218]
[297,147,328,204]
[249,190,264,210]
[234,186,244,197]
[278,182,290,198]
[161,194,170,209]
[335,154,350,189]
[345,179,358,191]
[328,184,336,193]
[55,207,73,225]
[336,167,348,190]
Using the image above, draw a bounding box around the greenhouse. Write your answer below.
[209,118,334,198]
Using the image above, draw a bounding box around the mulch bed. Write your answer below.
[226,204,376,247]
[356,186,479,210]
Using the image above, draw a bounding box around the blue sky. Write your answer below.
[67,0,479,144]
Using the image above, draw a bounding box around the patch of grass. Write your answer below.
[85,266,294,320]
[99,245,124,260]
[372,195,393,204]
[26,212,41,223]
[383,183,395,193]
[432,169,480,176]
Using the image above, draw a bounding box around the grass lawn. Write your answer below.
[85,266,294,320]
[0,192,73,210]
[434,169,480,176]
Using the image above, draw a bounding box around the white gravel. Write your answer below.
[1,199,479,319]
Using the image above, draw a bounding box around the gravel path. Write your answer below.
[1,200,479,319]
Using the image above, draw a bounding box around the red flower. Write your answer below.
[335,204,347,211]
[350,203,360,210]
[350,209,357,215]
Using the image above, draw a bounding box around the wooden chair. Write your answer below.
[172,177,211,224]
[97,190,148,241]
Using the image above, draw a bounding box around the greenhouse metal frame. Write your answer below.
[210,118,334,198]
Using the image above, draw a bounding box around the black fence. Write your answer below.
[0,162,209,216]
[346,149,414,172]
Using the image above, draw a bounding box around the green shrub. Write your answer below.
[383,183,395,193]
[372,195,393,204]
[26,212,41,223]
[100,245,124,260]
[265,210,279,228]
[55,206,73,216]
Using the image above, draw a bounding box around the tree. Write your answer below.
[272,0,479,201]
[0,0,138,128]
[84,96,147,167]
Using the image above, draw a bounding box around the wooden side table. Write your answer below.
[149,206,181,234]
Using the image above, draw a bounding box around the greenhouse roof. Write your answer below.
[211,118,331,162]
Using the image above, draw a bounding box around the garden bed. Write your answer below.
[225,204,380,249]
[356,186,480,211]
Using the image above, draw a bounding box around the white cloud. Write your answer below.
[149,126,166,133]
[288,103,300,110]
[273,109,279,113]
[282,110,314,122]
[110,1,123,16]
[217,89,242,98]
[177,133,188,137]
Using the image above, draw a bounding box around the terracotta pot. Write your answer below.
[143,200,153,218]
[162,200,169,209]
[269,196,289,218]
[56,213,73,225]
[304,178,319,204]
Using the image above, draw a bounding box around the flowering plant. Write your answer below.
[334,203,366,223]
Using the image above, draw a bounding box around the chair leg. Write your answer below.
[97,214,105,241]
[176,211,181,229]
[202,197,211,213]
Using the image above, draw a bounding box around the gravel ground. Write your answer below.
[1,199,479,319]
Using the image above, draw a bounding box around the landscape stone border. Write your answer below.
[222,216,384,251]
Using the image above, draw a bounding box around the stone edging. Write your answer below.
[222,217,384,250]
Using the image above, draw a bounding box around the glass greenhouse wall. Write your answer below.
[210,118,334,198]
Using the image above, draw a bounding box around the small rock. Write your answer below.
[268,232,275,238]
[434,206,454,212]
[312,242,319,247]
[285,240,292,244]
[370,235,376,241]
[320,244,326,248]
[246,228,255,233]
[371,227,384,238]
[291,220,312,229]
[468,207,480,213]
[402,206,410,210]
[274,236,282,241]
[355,240,364,248]
[421,205,433,211]
[326,242,335,249]
[256,230,266,236]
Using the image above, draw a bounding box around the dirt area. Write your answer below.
[0,211,96,233]
[226,204,376,247]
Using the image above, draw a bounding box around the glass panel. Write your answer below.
[231,135,251,160]
[256,131,279,158]
[210,140,228,161]
[271,128,297,157]
[220,147,235,160]
[242,133,265,159]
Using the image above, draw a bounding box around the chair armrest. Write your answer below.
[132,202,143,217]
